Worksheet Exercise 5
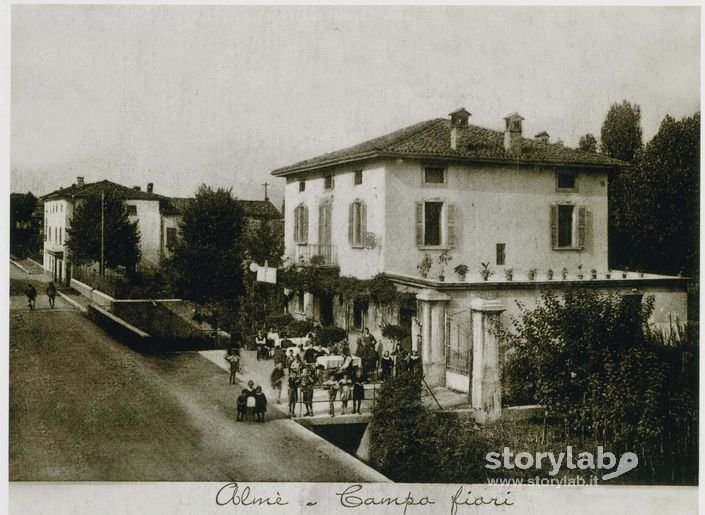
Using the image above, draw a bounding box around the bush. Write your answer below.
[317,326,346,346]
[286,319,316,337]
[496,288,698,483]
[264,313,295,332]
[370,371,493,483]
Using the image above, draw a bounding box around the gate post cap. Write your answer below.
[416,289,451,302]
[470,298,506,312]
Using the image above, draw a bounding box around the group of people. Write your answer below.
[235,380,268,422]
[24,282,57,310]
[229,325,423,421]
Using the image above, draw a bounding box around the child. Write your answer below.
[300,367,315,417]
[288,372,301,417]
[339,374,352,414]
[380,350,393,381]
[254,386,267,422]
[236,389,248,421]
[323,376,339,417]
[246,388,257,421]
[352,369,365,414]
[286,349,296,374]
[225,349,240,385]
[270,362,285,403]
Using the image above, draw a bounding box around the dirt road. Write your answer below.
[9,265,385,481]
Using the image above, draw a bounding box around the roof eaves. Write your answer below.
[271,150,381,177]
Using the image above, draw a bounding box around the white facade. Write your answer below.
[43,198,73,283]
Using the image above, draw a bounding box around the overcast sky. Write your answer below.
[10,6,700,206]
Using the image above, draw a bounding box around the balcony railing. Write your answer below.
[294,244,338,267]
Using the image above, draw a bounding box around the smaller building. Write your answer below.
[42,178,173,283]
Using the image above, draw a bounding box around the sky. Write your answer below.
[10,6,700,207]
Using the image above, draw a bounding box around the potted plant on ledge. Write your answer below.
[454,264,469,281]
[437,250,452,282]
[417,254,433,279]
[547,268,554,280]
[505,268,513,281]
[561,267,568,280]
[577,264,584,280]
[480,262,494,281]
[527,268,537,281]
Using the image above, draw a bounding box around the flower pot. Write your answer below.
[577,274,584,280]
[528,272,535,281]
[591,271,597,280]
[606,273,611,279]
[547,271,554,280]
[439,275,445,282]
[622,272,627,279]
[506,273,513,281]
[458,274,466,282]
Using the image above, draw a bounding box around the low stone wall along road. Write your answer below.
[9,265,385,482]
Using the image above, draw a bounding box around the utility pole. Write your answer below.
[100,190,105,276]
[262,182,269,201]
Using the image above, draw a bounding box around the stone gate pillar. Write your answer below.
[470,298,505,423]
[416,289,451,387]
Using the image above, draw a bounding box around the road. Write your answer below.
[9,265,385,481]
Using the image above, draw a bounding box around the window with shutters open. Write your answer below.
[550,204,586,250]
[415,201,456,248]
[294,204,309,245]
[348,200,367,248]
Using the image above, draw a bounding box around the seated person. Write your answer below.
[280,333,294,349]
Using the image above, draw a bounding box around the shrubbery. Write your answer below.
[497,288,697,483]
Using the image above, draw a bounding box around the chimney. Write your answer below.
[77,176,84,187]
[133,186,141,191]
[147,182,154,193]
[449,108,471,150]
[534,131,549,144]
[503,112,524,152]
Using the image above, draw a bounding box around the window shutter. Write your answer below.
[415,202,424,246]
[348,203,354,245]
[319,204,330,245]
[447,204,456,248]
[550,205,558,248]
[577,206,586,249]
[360,202,367,245]
[303,205,309,243]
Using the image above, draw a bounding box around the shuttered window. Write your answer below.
[415,201,456,248]
[348,200,367,248]
[551,204,586,249]
[294,204,309,244]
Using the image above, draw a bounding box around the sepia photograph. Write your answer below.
[5,4,700,514]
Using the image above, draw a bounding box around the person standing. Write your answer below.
[25,283,37,310]
[254,386,267,422]
[287,372,301,417]
[380,350,393,381]
[352,370,365,414]
[300,367,315,417]
[225,348,240,384]
[339,374,352,415]
[255,330,266,361]
[407,350,422,376]
[46,281,57,309]
[236,389,248,421]
[324,376,339,417]
[270,362,285,403]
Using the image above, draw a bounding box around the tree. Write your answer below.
[241,218,283,267]
[578,133,597,152]
[165,185,245,324]
[10,192,40,258]
[610,112,699,276]
[600,100,643,162]
[66,190,141,272]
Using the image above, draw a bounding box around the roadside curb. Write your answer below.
[10,259,31,274]
[57,290,88,313]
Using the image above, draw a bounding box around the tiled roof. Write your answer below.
[42,180,163,202]
[161,197,282,220]
[271,118,628,176]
